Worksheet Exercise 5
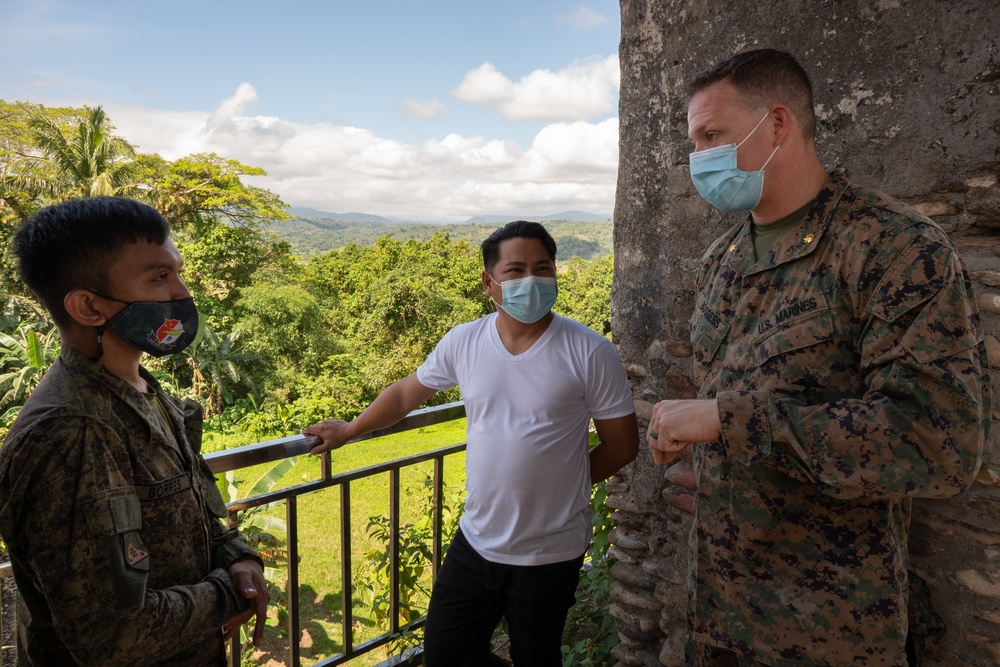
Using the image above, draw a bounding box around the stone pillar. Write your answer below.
[611,1,1000,665]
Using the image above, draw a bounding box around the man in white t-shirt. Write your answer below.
[304,220,639,667]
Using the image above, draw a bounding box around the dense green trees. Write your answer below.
[0,99,615,443]
[556,254,614,337]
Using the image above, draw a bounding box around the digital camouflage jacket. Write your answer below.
[0,347,261,666]
[689,172,990,666]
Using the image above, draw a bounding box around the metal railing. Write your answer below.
[0,401,468,667]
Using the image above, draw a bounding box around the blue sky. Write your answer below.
[3,0,622,222]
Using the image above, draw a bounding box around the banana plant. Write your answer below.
[0,324,59,417]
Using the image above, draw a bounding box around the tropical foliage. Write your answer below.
[0,322,59,421]
[217,458,296,660]
[356,474,465,655]
[25,106,142,199]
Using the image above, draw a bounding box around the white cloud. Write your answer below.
[400,98,448,120]
[526,118,619,180]
[102,83,617,223]
[208,82,259,125]
[556,6,610,30]
[451,55,619,121]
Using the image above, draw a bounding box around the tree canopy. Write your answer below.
[0,99,615,437]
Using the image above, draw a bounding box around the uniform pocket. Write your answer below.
[753,305,835,364]
[84,492,149,611]
[750,302,856,402]
[691,308,730,367]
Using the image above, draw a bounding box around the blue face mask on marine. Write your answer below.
[490,274,558,324]
[688,111,780,212]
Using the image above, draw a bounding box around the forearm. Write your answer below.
[348,374,436,439]
[590,413,640,483]
[590,442,633,483]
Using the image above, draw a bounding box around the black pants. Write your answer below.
[423,529,584,667]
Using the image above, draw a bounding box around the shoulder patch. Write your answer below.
[126,538,149,566]
[866,236,981,362]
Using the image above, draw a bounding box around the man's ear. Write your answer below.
[769,104,794,147]
[64,290,109,328]
[482,270,493,295]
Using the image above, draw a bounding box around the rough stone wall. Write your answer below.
[610,1,1000,665]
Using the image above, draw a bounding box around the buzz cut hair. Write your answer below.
[14,197,171,326]
[688,48,817,140]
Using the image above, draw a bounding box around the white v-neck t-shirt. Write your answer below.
[416,313,634,566]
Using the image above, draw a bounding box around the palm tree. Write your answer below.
[24,106,142,199]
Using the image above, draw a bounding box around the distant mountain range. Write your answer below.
[286,206,611,225]
[267,215,614,260]
[464,210,611,224]
[286,207,404,224]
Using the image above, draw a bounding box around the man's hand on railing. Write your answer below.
[302,418,354,454]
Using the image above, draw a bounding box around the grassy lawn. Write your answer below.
[215,419,468,667]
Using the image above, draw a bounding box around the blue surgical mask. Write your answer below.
[689,111,780,212]
[490,274,557,323]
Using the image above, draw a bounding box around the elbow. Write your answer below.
[918,458,983,499]
[894,412,988,499]
[624,439,640,466]
[923,425,988,498]
[614,436,640,472]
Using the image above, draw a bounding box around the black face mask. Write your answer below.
[92,293,199,359]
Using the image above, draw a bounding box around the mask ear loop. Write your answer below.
[737,110,781,171]
[759,144,780,170]
[487,273,503,313]
[93,325,106,362]
[486,271,503,313]
[736,110,773,149]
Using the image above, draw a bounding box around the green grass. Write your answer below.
[221,419,469,667]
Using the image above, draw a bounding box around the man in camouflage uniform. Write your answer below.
[0,197,269,665]
[647,49,990,666]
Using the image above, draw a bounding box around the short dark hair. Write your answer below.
[14,197,171,325]
[688,48,816,139]
[481,220,557,272]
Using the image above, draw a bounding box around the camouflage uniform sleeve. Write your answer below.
[206,495,265,572]
[12,416,247,665]
[182,397,264,572]
[717,232,989,500]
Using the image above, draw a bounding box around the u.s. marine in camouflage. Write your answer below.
[646,49,990,666]
[687,171,989,665]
